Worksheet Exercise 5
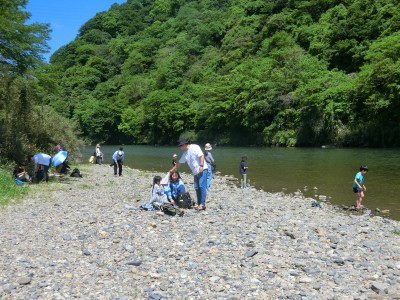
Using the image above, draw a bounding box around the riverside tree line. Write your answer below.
[1,0,399,163]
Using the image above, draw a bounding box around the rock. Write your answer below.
[126,260,142,266]
[284,231,296,239]
[244,250,258,258]
[17,277,32,285]
[370,282,389,294]
[1,165,399,300]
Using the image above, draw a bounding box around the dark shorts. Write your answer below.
[353,187,362,193]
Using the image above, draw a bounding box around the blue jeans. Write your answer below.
[194,171,208,206]
[206,163,213,189]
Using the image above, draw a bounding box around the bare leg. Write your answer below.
[356,191,365,209]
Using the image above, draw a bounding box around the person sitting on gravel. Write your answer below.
[149,175,169,208]
[164,170,186,204]
[13,162,31,183]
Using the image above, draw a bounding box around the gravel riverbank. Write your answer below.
[1,164,399,300]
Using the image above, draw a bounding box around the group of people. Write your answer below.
[13,144,70,184]
[142,140,218,211]
[14,139,367,212]
[90,144,125,176]
[147,170,186,209]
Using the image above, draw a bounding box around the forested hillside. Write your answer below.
[0,0,83,163]
[45,0,400,146]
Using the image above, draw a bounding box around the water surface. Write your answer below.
[83,146,400,221]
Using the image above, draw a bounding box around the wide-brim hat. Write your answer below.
[205,143,212,151]
[177,139,189,147]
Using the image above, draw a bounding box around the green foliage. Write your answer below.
[0,72,83,162]
[0,0,50,73]
[0,168,29,205]
[44,0,400,147]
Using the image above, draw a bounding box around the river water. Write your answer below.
[83,145,400,221]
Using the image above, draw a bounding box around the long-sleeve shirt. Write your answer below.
[112,150,124,162]
[164,179,186,201]
[150,184,168,206]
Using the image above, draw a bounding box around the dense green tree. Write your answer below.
[0,0,50,73]
[46,0,400,147]
[0,0,83,163]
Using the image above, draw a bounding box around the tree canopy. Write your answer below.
[4,0,400,152]
[0,0,83,163]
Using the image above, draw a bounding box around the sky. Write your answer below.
[26,0,126,61]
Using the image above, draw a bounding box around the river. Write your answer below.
[83,145,400,221]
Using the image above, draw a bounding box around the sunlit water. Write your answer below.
[83,146,400,221]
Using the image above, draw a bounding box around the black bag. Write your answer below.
[161,203,184,216]
[70,168,82,177]
[176,192,194,209]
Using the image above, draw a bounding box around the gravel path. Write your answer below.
[1,164,399,300]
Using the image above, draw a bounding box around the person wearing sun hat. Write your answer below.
[169,139,208,210]
[204,143,215,189]
[112,147,125,176]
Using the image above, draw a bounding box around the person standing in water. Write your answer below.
[353,165,368,209]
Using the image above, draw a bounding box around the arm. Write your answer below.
[169,162,181,174]
[199,155,205,172]
[353,177,364,190]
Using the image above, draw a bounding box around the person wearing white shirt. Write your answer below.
[169,139,208,211]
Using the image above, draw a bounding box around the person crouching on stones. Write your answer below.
[28,153,52,183]
[13,162,31,183]
[164,170,186,205]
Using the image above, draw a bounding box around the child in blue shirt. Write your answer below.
[352,165,368,209]
[239,155,248,189]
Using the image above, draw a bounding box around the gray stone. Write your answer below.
[126,260,142,266]
[17,277,32,285]
[370,282,389,294]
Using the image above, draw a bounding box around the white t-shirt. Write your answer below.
[178,144,208,175]
[34,153,51,166]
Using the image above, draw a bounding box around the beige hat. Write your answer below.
[96,144,100,148]
[173,154,178,158]
[205,143,212,151]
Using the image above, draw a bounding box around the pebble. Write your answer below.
[0,165,399,299]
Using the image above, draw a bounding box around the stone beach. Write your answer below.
[1,164,400,300]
